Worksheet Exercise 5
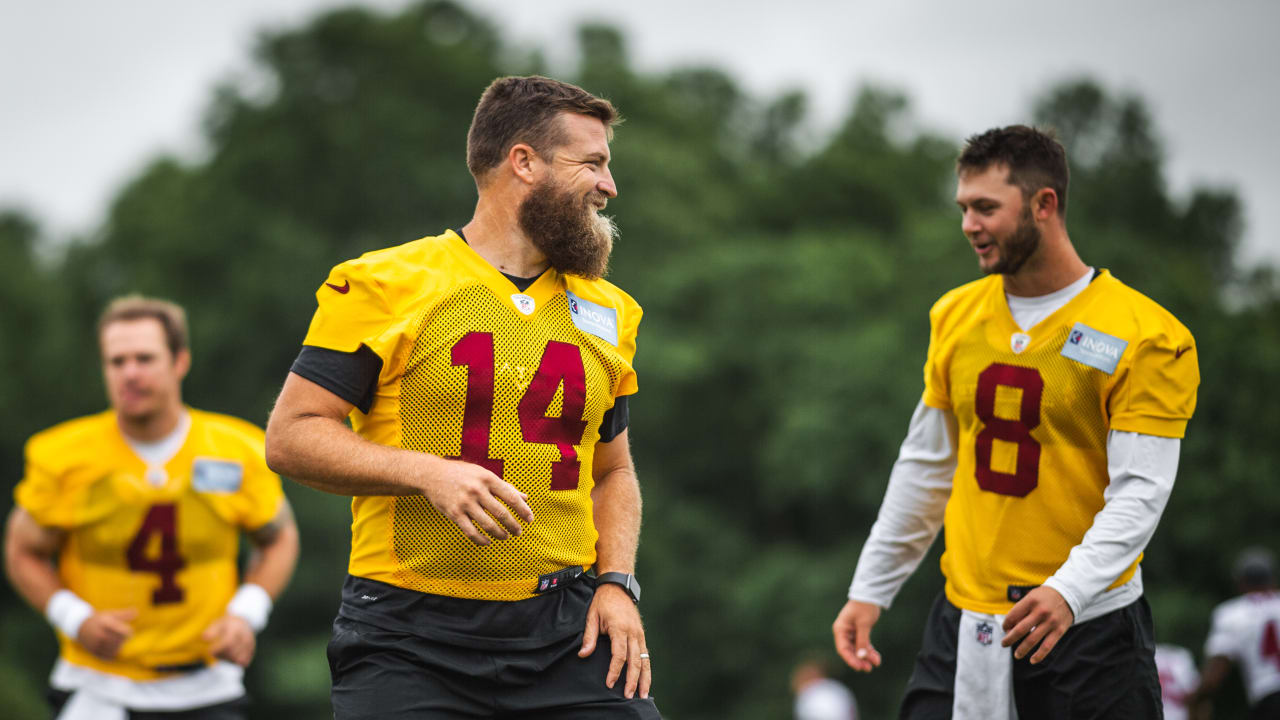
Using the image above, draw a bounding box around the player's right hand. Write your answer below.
[419,456,534,546]
[833,599,883,672]
[77,608,138,660]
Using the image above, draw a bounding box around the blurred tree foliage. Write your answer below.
[2,2,1277,717]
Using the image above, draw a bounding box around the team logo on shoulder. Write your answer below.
[1061,322,1128,374]
[976,621,994,646]
[564,290,618,346]
[511,293,536,315]
[1010,332,1031,354]
[192,458,244,493]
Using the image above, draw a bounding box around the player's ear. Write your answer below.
[1033,187,1058,220]
[173,348,192,379]
[508,143,539,185]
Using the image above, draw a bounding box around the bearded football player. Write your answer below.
[265,75,660,719]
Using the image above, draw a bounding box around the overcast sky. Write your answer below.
[3,0,1277,266]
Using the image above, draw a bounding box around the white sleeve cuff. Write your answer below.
[846,591,890,609]
[227,583,273,633]
[45,589,94,640]
[1040,577,1084,621]
[1045,432,1179,618]
[847,401,957,609]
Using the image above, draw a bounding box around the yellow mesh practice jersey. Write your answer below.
[302,230,641,601]
[14,409,283,681]
[923,270,1198,614]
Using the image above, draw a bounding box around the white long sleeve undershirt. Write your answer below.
[848,401,1180,623]
[847,400,956,609]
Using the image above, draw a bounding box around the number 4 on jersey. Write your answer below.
[126,503,186,605]
[1263,619,1280,671]
[451,332,588,490]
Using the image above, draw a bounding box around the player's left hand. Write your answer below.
[202,614,257,667]
[579,583,651,700]
[1001,586,1074,664]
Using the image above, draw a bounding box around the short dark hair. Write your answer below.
[958,125,1069,217]
[97,294,189,359]
[466,75,620,185]
[1234,547,1276,589]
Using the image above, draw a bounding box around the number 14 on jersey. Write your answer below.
[450,332,588,490]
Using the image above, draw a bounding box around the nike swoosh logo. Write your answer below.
[1175,346,1190,358]
[326,280,350,294]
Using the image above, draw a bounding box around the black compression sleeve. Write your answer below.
[290,345,384,413]
[599,395,630,443]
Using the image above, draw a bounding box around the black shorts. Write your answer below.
[327,574,662,719]
[1252,690,1280,720]
[47,689,248,720]
[900,592,1162,720]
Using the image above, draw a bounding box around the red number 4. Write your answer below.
[451,332,589,490]
[1263,620,1280,670]
[126,503,186,605]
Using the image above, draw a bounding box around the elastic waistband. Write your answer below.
[150,660,209,675]
[337,573,593,650]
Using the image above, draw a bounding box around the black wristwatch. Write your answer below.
[595,572,641,603]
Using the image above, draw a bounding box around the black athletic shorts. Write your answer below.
[900,592,1162,720]
[1252,690,1280,720]
[47,689,248,720]
[328,574,662,719]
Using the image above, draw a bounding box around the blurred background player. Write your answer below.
[831,125,1199,719]
[4,295,299,720]
[791,659,858,720]
[1190,547,1280,719]
[265,75,659,718]
[1155,643,1199,720]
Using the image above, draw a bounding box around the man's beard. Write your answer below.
[113,388,163,427]
[985,204,1040,276]
[518,178,617,280]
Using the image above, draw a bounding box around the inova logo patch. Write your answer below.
[1060,322,1127,374]
[192,458,244,493]
[565,290,618,346]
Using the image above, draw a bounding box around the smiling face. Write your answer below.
[955,163,1042,276]
[100,318,189,426]
[517,112,619,279]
